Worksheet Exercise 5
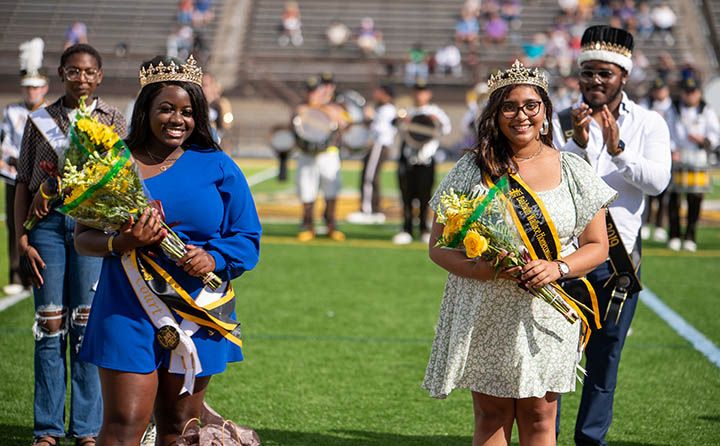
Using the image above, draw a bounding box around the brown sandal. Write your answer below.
[32,437,59,446]
[76,438,96,446]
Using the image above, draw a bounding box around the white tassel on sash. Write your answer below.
[121,251,202,394]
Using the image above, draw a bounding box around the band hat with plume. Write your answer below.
[139,55,203,89]
[19,38,48,87]
[577,25,634,74]
[487,59,548,95]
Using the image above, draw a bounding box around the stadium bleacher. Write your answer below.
[0,0,222,92]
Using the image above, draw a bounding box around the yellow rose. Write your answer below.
[463,231,489,258]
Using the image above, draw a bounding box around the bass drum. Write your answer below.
[292,107,338,153]
[403,114,441,149]
[341,123,372,154]
[269,125,296,154]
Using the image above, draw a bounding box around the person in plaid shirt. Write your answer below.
[16,44,126,446]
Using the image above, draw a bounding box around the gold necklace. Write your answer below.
[513,141,543,162]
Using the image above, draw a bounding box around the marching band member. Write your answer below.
[640,77,674,243]
[1,38,49,294]
[348,83,397,224]
[552,26,671,445]
[666,77,720,252]
[393,81,451,245]
[294,74,349,242]
[16,43,127,446]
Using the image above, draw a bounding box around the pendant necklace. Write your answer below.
[514,140,543,162]
[144,147,180,171]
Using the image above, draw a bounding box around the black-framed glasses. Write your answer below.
[63,67,100,82]
[500,101,543,119]
[580,69,617,82]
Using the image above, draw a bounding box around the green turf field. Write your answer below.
[1,182,719,445]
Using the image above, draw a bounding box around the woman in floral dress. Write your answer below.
[423,61,616,445]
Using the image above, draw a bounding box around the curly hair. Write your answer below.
[125,56,220,152]
[473,84,554,180]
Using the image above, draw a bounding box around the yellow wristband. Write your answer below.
[107,234,120,257]
[40,187,53,200]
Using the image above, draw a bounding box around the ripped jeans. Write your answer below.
[29,211,103,439]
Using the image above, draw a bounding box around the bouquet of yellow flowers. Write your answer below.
[33,97,222,290]
[435,183,592,324]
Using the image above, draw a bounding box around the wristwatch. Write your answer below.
[555,260,570,279]
[612,139,625,156]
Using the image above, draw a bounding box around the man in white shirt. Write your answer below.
[0,38,49,294]
[348,84,397,224]
[552,26,671,446]
[393,81,451,245]
[666,77,720,252]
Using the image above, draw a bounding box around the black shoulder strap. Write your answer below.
[558,107,574,143]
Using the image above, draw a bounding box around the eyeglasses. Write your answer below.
[580,70,617,82]
[63,68,100,82]
[500,101,542,119]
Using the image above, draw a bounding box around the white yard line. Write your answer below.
[640,288,720,368]
[0,289,32,312]
[246,167,278,187]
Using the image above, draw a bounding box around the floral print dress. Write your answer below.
[423,151,617,399]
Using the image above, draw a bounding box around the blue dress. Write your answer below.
[80,147,262,376]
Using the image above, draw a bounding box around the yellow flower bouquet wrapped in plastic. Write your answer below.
[47,97,222,290]
[434,183,591,324]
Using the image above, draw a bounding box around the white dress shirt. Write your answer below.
[404,103,452,165]
[371,102,397,147]
[552,92,672,252]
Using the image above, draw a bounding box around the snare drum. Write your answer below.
[671,149,713,193]
[292,107,338,153]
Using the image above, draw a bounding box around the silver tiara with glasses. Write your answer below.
[488,60,548,96]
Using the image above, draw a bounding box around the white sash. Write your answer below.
[28,108,68,158]
[121,250,202,394]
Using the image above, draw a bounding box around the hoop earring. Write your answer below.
[492,126,498,138]
[540,118,549,136]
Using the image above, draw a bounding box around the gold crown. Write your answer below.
[580,41,632,59]
[139,55,203,88]
[488,60,548,95]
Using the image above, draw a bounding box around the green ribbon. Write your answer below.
[448,175,509,248]
[57,144,132,214]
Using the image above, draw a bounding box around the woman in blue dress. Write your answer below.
[75,56,261,446]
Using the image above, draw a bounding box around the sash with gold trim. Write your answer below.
[486,173,602,349]
[121,249,243,393]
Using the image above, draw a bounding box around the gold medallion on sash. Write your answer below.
[157,325,181,350]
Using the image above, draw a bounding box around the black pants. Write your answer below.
[359,143,388,214]
[397,157,435,236]
[5,182,25,286]
[643,187,667,228]
[668,191,703,242]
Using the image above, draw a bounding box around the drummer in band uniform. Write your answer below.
[640,77,674,243]
[295,74,349,242]
[393,80,451,245]
[666,77,720,252]
[0,38,49,294]
[348,83,397,224]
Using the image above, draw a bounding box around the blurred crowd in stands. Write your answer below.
[273,0,681,96]
[168,0,215,64]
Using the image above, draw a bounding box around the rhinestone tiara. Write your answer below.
[488,60,548,95]
[139,55,203,88]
